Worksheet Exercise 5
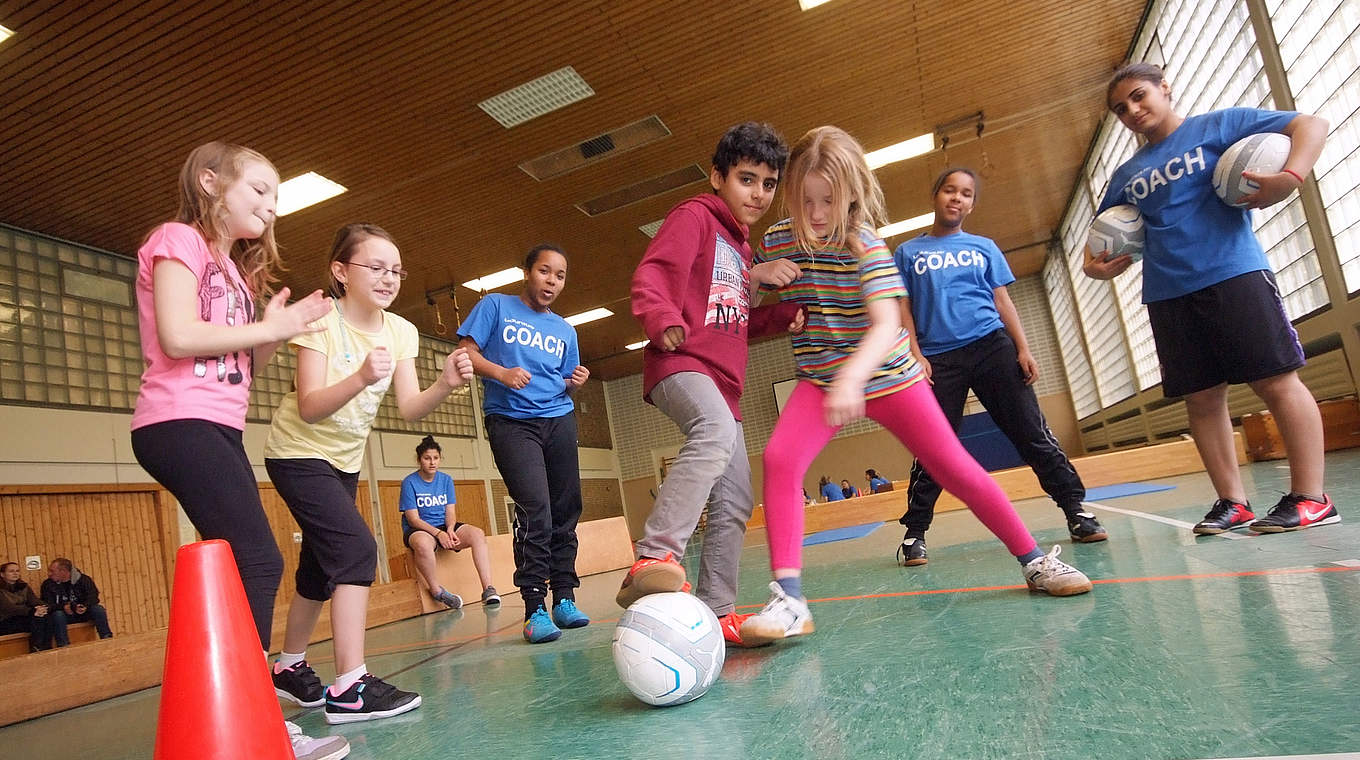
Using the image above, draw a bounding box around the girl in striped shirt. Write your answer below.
[741,127,1092,644]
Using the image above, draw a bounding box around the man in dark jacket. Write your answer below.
[1,561,52,651]
[40,558,112,645]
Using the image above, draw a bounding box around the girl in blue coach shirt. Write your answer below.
[894,168,1103,569]
[1085,62,1335,535]
[458,244,591,643]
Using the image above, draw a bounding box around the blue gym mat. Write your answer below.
[803,522,885,546]
[1084,482,1177,501]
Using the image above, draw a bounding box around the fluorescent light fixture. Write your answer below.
[564,307,613,327]
[865,134,935,170]
[461,267,524,292]
[799,0,833,9]
[277,172,346,216]
[0,25,14,44]
[877,212,934,239]
[625,339,649,350]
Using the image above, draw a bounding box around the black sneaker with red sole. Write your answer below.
[1192,499,1256,535]
[1251,493,1340,533]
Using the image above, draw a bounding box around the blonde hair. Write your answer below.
[783,126,887,254]
[175,141,283,297]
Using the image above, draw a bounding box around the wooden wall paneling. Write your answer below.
[377,482,407,582]
[0,486,172,637]
[454,480,491,534]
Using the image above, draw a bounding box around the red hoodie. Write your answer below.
[631,193,803,420]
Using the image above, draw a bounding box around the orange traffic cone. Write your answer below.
[154,539,291,759]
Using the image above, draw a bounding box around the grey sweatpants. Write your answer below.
[635,372,753,616]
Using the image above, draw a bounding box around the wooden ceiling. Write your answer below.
[0,0,1146,379]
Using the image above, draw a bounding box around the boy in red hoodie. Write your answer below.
[620,122,804,646]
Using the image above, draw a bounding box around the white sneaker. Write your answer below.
[1023,545,1093,596]
[738,581,815,644]
[286,720,350,760]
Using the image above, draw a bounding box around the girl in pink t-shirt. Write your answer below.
[130,142,345,760]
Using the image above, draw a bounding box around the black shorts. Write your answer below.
[1147,270,1305,398]
[264,458,376,601]
[402,521,468,549]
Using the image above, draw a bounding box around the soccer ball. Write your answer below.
[612,592,725,706]
[1213,132,1292,207]
[1087,204,1145,262]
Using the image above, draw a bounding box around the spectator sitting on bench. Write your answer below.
[1,561,52,652]
[866,469,892,493]
[401,435,501,610]
[840,479,862,499]
[40,558,112,645]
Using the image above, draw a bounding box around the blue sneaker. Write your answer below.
[551,599,590,629]
[523,605,562,644]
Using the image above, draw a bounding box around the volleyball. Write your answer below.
[1212,132,1293,207]
[612,592,725,707]
[1087,204,1145,262]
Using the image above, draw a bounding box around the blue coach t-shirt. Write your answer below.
[458,293,579,419]
[894,231,1013,355]
[1098,107,1297,303]
[400,471,456,531]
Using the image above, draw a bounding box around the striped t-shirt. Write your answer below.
[756,219,922,399]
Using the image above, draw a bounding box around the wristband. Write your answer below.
[1283,168,1304,185]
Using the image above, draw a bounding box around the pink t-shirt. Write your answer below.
[131,222,256,431]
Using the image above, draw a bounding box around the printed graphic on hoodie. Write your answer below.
[706,233,748,333]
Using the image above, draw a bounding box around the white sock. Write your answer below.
[275,650,306,672]
[330,663,367,695]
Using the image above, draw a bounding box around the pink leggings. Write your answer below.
[763,380,1039,571]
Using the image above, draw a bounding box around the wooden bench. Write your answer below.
[0,620,98,661]
[411,515,635,614]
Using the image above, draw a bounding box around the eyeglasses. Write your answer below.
[345,261,408,280]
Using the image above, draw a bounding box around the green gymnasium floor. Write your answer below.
[8,450,1360,760]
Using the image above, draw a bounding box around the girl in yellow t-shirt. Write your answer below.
[264,223,472,724]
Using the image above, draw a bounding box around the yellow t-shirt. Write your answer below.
[264,306,419,472]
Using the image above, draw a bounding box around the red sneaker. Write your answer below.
[717,612,769,648]
[615,553,687,608]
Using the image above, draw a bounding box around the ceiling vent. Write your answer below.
[575,164,707,217]
[478,66,594,128]
[638,219,665,238]
[520,115,671,180]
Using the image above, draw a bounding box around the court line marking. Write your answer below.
[1083,499,1246,539]
[1193,754,1360,760]
[308,564,1360,669]
[788,565,1360,604]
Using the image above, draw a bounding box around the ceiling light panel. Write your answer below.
[461,267,524,292]
[478,66,594,128]
[638,219,664,238]
[277,172,346,216]
[865,134,935,170]
[625,340,649,350]
[877,212,934,239]
[0,25,14,44]
[564,307,613,327]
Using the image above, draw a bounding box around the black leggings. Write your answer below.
[132,419,284,650]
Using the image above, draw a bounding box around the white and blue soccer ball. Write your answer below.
[1087,204,1145,262]
[1212,132,1293,207]
[612,592,725,707]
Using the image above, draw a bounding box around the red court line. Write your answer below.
[313,564,1360,662]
